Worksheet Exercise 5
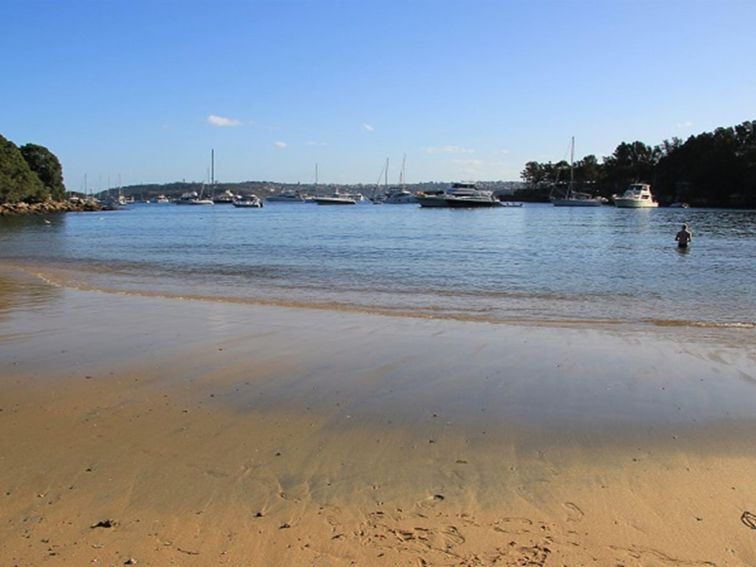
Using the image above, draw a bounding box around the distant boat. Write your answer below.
[232,194,263,208]
[416,182,501,208]
[266,190,308,203]
[550,137,603,207]
[212,189,239,204]
[382,189,418,204]
[312,192,357,205]
[176,190,214,205]
[151,194,170,204]
[669,202,690,208]
[378,155,417,204]
[614,183,659,208]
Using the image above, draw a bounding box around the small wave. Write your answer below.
[646,319,756,330]
[6,259,754,333]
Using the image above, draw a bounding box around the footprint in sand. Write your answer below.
[492,517,536,535]
[563,501,585,522]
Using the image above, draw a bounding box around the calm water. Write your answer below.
[1,203,754,328]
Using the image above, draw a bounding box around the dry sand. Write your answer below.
[1,264,756,566]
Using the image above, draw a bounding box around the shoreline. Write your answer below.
[4,259,756,337]
[2,266,756,565]
[0,200,103,216]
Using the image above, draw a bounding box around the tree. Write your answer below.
[575,154,600,186]
[20,143,66,200]
[520,161,546,186]
[0,135,46,203]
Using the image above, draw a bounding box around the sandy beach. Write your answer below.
[1,264,756,566]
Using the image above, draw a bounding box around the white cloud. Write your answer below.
[274,141,287,149]
[363,123,375,132]
[207,114,241,127]
[676,120,693,129]
[426,145,475,154]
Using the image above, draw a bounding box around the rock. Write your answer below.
[124,558,137,565]
[90,519,117,529]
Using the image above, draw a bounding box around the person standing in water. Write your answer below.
[675,223,692,248]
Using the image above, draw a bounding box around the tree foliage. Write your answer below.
[20,143,65,200]
[520,120,756,207]
[0,135,66,204]
[0,135,46,203]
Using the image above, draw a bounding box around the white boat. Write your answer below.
[614,183,659,208]
[416,182,501,208]
[212,189,239,204]
[266,190,308,203]
[550,137,603,207]
[152,194,170,204]
[233,194,263,208]
[312,192,357,205]
[176,191,214,205]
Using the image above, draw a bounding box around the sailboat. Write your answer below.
[381,155,417,204]
[550,137,603,207]
[177,151,215,205]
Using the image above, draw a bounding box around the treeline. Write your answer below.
[520,120,756,207]
[0,134,66,204]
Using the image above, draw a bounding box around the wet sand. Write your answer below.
[1,264,756,566]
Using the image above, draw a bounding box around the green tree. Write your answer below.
[0,135,46,203]
[574,154,600,186]
[20,143,66,200]
[520,161,546,186]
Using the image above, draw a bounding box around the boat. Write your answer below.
[416,182,501,208]
[175,190,214,205]
[232,194,263,208]
[151,194,170,204]
[613,183,659,208]
[669,202,690,208]
[382,189,417,204]
[377,155,417,204]
[266,190,308,203]
[312,192,357,205]
[550,137,603,207]
[212,189,239,204]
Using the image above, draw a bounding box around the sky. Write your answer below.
[2,0,755,189]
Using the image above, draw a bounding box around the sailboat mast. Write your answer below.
[400,154,406,189]
[315,163,319,185]
[569,136,575,198]
[384,157,389,191]
[211,149,215,186]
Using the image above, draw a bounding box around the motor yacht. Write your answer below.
[416,183,501,208]
[232,194,263,208]
[311,192,357,205]
[614,183,659,208]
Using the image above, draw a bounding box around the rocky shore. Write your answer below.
[0,199,102,215]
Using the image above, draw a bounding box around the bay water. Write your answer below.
[1,202,754,330]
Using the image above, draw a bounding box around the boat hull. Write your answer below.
[312,198,356,205]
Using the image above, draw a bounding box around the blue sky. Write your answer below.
[2,0,755,189]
